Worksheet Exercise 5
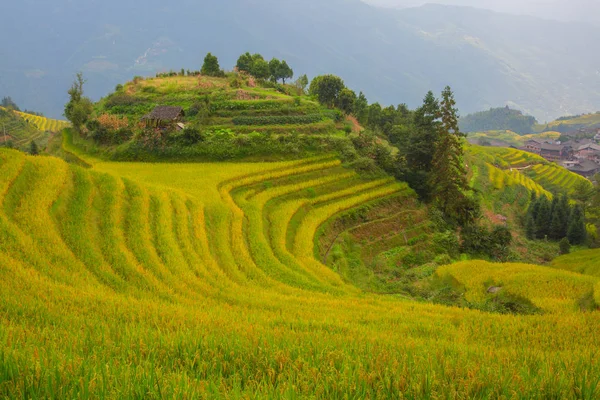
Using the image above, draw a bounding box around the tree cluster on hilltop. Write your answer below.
[459,106,537,134]
[1,96,20,111]
[235,52,294,84]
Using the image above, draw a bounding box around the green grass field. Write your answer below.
[1,147,600,398]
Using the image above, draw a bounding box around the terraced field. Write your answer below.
[469,145,592,198]
[99,76,337,135]
[2,148,600,398]
[14,110,70,132]
[526,163,591,195]
[0,108,69,151]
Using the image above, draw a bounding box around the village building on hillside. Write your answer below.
[141,106,184,128]
[561,159,600,178]
[520,139,572,161]
[575,143,600,160]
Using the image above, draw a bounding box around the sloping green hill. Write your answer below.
[1,147,600,398]
[0,107,69,151]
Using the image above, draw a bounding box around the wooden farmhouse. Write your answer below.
[142,106,184,128]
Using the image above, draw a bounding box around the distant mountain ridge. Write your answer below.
[2,0,600,120]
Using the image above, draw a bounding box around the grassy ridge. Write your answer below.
[1,148,600,398]
[552,249,600,277]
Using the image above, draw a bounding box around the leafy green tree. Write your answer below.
[366,103,382,128]
[337,88,356,115]
[309,75,345,107]
[64,73,93,131]
[201,53,223,77]
[29,140,39,155]
[572,180,595,215]
[236,52,253,73]
[268,58,281,82]
[251,58,270,80]
[278,61,293,84]
[295,74,309,93]
[428,86,474,226]
[354,92,369,123]
[567,205,587,245]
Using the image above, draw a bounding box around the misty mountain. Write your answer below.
[363,0,600,23]
[1,0,600,121]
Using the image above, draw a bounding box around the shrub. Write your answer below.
[433,231,460,258]
[141,86,158,93]
[559,238,571,255]
[105,94,144,110]
[423,274,467,307]
[232,114,324,126]
[478,291,542,315]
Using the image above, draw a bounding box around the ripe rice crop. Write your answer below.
[1,148,600,398]
[15,110,70,132]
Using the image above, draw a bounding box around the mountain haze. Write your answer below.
[2,0,600,121]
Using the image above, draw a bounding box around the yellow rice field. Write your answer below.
[1,148,599,398]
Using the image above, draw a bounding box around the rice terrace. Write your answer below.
[2,37,600,400]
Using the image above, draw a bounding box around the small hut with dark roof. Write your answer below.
[142,106,184,128]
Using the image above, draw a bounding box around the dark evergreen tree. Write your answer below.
[534,197,552,239]
[1,96,20,111]
[405,91,440,172]
[567,205,587,245]
[525,214,537,239]
[429,86,475,226]
[29,140,39,155]
[549,194,569,240]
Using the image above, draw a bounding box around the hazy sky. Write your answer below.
[363,0,600,22]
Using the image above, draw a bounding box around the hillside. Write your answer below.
[77,74,347,161]
[467,130,561,147]
[1,147,600,397]
[0,107,68,151]
[3,1,600,121]
[460,107,537,134]
[468,145,593,197]
[534,112,600,133]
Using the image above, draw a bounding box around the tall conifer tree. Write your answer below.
[429,86,475,226]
